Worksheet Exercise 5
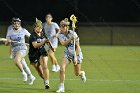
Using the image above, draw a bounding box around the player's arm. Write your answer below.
[75,39,80,56]
[55,28,60,38]
[32,40,48,48]
[30,34,48,48]
[59,34,75,46]
[5,39,11,46]
[54,23,60,38]
[24,29,31,38]
[5,28,11,46]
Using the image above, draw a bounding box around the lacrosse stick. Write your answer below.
[36,18,54,52]
[70,14,78,63]
[44,36,55,52]
[0,38,29,46]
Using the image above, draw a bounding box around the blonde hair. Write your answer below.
[60,18,70,26]
[33,18,42,28]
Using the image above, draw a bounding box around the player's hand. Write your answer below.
[7,39,11,42]
[44,39,49,43]
[71,33,76,40]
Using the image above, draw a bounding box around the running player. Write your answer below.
[56,19,86,92]
[5,17,35,85]
[43,13,60,72]
[28,19,50,89]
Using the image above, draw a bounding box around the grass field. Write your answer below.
[0,45,140,93]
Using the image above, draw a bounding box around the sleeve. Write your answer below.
[58,34,64,41]
[30,34,37,43]
[54,23,60,29]
[24,28,31,37]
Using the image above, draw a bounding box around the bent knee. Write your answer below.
[60,66,65,72]
[42,65,48,70]
[14,58,21,64]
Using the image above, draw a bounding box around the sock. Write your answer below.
[22,70,26,75]
[60,83,64,88]
[21,58,32,76]
[45,80,49,84]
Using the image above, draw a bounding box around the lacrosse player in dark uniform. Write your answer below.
[28,19,51,89]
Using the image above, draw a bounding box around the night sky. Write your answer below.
[0,0,140,23]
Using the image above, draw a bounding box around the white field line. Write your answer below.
[0,78,140,82]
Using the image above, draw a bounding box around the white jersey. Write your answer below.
[58,30,81,55]
[43,22,59,38]
[43,22,60,48]
[6,26,30,52]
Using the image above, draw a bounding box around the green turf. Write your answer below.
[0,45,140,93]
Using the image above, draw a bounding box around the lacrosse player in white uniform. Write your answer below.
[5,17,35,85]
[43,13,60,72]
[56,19,86,93]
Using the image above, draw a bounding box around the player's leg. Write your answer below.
[74,52,86,82]
[9,45,13,59]
[48,49,60,72]
[74,64,86,82]
[31,63,44,79]
[40,56,50,89]
[56,57,69,93]
[14,51,27,82]
[21,58,35,85]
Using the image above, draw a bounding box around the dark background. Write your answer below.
[0,0,140,23]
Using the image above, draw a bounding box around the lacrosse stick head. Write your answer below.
[70,14,77,23]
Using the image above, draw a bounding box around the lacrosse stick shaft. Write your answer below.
[0,38,29,46]
[43,34,55,52]
[72,23,76,59]
[70,14,78,61]
[11,40,29,46]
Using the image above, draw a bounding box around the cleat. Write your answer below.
[52,65,56,72]
[10,54,13,59]
[44,81,50,89]
[22,72,27,82]
[45,84,50,89]
[55,65,60,72]
[28,76,36,85]
[56,87,65,93]
[81,71,86,83]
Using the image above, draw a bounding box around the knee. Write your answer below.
[60,66,65,73]
[14,58,21,64]
[42,65,48,70]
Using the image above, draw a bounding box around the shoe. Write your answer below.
[56,86,65,93]
[52,65,56,72]
[44,80,50,89]
[81,71,86,83]
[10,54,13,59]
[45,84,50,89]
[56,65,60,72]
[28,76,36,85]
[22,72,27,82]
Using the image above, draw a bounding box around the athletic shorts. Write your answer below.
[12,49,27,58]
[28,49,48,64]
[64,51,83,64]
